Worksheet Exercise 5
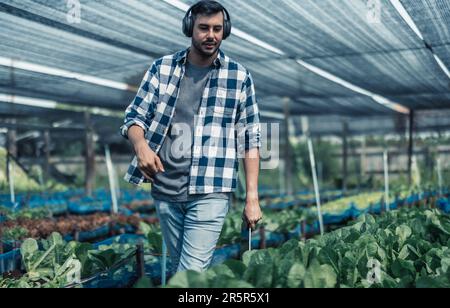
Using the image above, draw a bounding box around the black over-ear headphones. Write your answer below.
[182,3,232,40]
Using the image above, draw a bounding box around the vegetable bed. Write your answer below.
[0,233,139,288]
[167,208,450,288]
[0,213,158,254]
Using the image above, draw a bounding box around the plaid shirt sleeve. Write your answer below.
[236,71,262,154]
[120,62,159,139]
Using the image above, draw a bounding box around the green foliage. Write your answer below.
[0,207,52,221]
[167,208,450,288]
[294,140,340,186]
[1,226,30,241]
[0,233,136,288]
[139,222,163,255]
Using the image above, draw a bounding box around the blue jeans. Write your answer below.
[154,198,230,274]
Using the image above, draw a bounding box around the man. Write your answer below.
[120,0,262,273]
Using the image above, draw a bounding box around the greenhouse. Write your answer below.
[0,0,450,291]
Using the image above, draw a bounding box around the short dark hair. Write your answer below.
[191,0,226,22]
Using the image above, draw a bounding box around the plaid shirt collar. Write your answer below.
[175,47,226,68]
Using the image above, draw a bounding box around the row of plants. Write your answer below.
[2,190,442,288]
[0,213,157,245]
[0,198,155,218]
[0,232,139,288]
[166,207,450,288]
[0,220,167,288]
[0,206,52,221]
[309,192,385,214]
[209,190,431,248]
[2,188,432,255]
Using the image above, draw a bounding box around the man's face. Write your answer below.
[191,12,224,57]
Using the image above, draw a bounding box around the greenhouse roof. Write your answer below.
[0,0,449,131]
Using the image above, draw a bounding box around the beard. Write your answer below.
[192,38,221,58]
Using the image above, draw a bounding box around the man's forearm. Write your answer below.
[127,125,147,152]
[243,148,260,199]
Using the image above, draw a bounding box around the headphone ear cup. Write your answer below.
[182,15,193,37]
[223,20,231,39]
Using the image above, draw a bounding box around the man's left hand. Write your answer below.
[243,193,263,231]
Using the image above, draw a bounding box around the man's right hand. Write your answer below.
[134,140,165,182]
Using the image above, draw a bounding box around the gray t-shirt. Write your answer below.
[151,61,231,203]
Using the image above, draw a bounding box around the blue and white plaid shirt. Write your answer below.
[120,48,261,194]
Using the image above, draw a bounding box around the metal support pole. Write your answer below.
[302,117,324,236]
[105,145,118,214]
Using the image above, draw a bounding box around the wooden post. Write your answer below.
[136,242,145,280]
[0,225,3,255]
[7,124,17,204]
[300,220,306,242]
[84,112,95,197]
[259,225,266,249]
[361,136,367,178]
[437,156,443,196]
[161,240,167,286]
[74,230,80,242]
[383,150,390,212]
[407,111,414,187]
[283,98,294,196]
[342,122,349,194]
[43,130,51,183]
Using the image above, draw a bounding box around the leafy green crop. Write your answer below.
[167,208,450,288]
[0,233,136,288]
[313,192,383,214]
[1,226,29,242]
[1,207,52,221]
[217,207,312,246]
